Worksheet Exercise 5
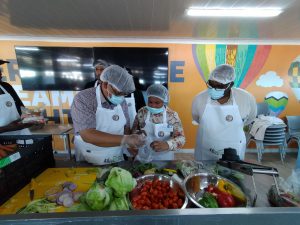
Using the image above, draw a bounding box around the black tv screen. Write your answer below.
[15,46,94,90]
[93,47,168,90]
[15,46,169,91]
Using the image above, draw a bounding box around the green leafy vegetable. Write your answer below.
[85,182,112,210]
[17,199,57,214]
[109,196,129,211]
[198,192,219,208]
[105,167,137,197]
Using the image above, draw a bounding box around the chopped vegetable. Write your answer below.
[144,168,156,175]
[17,199,56,214]
[105,167,137,197]
[198,192,218,208]
[130,163,157,177]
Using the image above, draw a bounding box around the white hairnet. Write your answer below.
[208,64,235,84]
[100,65,135,94]
[146,84,169,103]
[94,60,109,69]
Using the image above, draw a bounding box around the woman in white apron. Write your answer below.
[129,84,186,161]
[72,65,146,165]
[0,84,31,135]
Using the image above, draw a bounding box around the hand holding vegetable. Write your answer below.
[150,141,169,152]
[121,134,146,148]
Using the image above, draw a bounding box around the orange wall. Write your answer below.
[1,41,300,150]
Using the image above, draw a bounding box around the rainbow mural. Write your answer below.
[192,44,272,89]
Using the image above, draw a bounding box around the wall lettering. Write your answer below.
[170,61,185,83]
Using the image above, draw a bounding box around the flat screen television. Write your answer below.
[15,46,94,91]
[15,46,169,91]
[93,47,169,90]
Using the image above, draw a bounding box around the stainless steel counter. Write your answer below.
[0,160,299,225]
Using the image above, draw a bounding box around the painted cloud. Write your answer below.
[256,71,284,88]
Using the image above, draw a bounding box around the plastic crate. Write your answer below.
[0,135,55,205]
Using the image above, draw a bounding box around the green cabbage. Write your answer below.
[109,196,129,211]
[105,167,137,197]
[85,182,112,210]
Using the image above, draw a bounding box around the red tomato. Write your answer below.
[217,192,235,207]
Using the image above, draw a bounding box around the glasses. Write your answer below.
[207,81,231,91]
[108,84,127,96]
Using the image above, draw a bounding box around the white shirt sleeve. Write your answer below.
[232,88,257,125]
[191,90,208,124]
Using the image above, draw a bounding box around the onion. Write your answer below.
[57,191,73,205]
[62,182,77,191]
[63,196,74,208]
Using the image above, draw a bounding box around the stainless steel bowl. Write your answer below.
[129,174,188,209]
[183,172,248,208]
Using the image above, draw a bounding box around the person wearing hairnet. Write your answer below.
[71,65,146,165]
[0,59,33,134]
[192,64,256,161]
[129,84,185,160]
[84,60,109,89]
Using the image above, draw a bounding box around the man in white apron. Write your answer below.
[192,64,257,161]
[84,60,109,89]
[71,65,146,165]
[130,84,186,161]
[0,60,32,135]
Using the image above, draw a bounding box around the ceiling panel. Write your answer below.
[0,0,299,41]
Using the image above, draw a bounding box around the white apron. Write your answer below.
[0,85,31,136]
[195,96,246,161]
[125,93,136,129]
[74,87,126,165]
[140,109,174,160]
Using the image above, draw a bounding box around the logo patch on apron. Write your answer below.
[225,115,233,122]
[6,101,12,107]
[112,115,119,121]
[128,103,132,107]
[158,131,165,137]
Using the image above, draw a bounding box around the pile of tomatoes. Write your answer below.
[131,179,185,210]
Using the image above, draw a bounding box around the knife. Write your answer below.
[29,179,35,201]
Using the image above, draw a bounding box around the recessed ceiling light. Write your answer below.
[186,7,283,18]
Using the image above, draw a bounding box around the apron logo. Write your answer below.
[112,115,119,121]
[225,115,233,122]
[209,148,222,155]
[6,101,12,107]
[128,103,132,107]
[158,131,165,137]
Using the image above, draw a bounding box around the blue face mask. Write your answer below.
[109,94,125,105]
[208,88,225,100]
[207,83,231,100]
[146,106,164,114]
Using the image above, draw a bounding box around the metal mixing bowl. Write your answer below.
[183,172,248,208]
[129,174,188,209]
